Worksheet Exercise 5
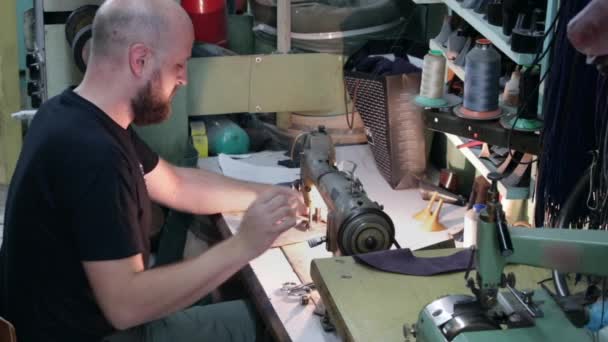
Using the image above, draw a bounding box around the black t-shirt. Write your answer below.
[0,88,159,341]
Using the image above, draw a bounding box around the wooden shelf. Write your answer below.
[444,133,530,200]
[429,39,465,80]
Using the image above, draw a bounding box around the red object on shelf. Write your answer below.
[181,0,228,46]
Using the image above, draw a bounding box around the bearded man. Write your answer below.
[0,0,304,341]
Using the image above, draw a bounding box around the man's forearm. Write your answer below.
[172,167,272,214]
[115,236,254,329]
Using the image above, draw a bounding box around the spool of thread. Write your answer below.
[487,0,503,26]
[474,0,489,14]
[519,66,540,119]
[455,39,502,120]
[502,0,526,36]
[415,50,448,107]
[499,65,543,132]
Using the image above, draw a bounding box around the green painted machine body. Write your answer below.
[476,212,608,291]
[416,290,594,342]
[414,209,608,342]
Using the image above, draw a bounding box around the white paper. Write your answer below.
[218,154,300,184]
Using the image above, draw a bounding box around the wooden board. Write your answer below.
[310,250,553,342]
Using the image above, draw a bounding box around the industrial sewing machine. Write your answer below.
[298,126,396,256]
[413,172,608,342]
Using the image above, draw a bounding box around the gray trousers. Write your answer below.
[103,300,259,342]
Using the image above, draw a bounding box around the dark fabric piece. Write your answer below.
[353,56,420,76]
[535,0,608,227]
[392,57,421,75]
[353,248,473,276]
[0,88,159,342]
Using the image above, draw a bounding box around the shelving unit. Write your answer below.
[417,0,539,65]
[416,0,557,207]
[441,0,537,65]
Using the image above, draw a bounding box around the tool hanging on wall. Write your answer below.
[65,5,99,73]
[454,39,503,120]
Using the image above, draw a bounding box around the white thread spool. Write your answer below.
[416,50,448,107]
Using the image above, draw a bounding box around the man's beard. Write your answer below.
[131,71,172,126]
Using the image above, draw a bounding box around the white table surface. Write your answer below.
[199,144,466,341]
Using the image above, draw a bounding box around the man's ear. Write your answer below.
[128,43,150,77]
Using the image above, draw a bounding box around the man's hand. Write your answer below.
[236,187,306,257]
[567,0,608,57]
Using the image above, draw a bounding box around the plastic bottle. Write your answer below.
[502,70,521,106]
[586,299,608,332]
[190,121,208,158]
[463,204,486,248]
[205,118,250,156]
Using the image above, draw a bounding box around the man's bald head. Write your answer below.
[77,0,193,127]
[90,0,191,63]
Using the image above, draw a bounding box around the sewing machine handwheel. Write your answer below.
[338,210,394,255]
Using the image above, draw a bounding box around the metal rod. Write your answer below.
[276,0,291,53]
[538,0,558,117]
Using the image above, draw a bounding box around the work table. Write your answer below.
[198,143,468,341]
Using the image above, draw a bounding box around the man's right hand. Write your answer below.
[236,187,305,257]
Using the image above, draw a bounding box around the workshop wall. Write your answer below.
[0,0,23,185]
[17,0,33,71]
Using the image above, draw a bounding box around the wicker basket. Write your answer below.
[344,71,428,189]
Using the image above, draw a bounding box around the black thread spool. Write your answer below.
[461,0,482,9]
[519,67,540,119]
[502,0,526,36]
[474,0,489,14]
[454,39,502,120]
[487,0,503,26]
